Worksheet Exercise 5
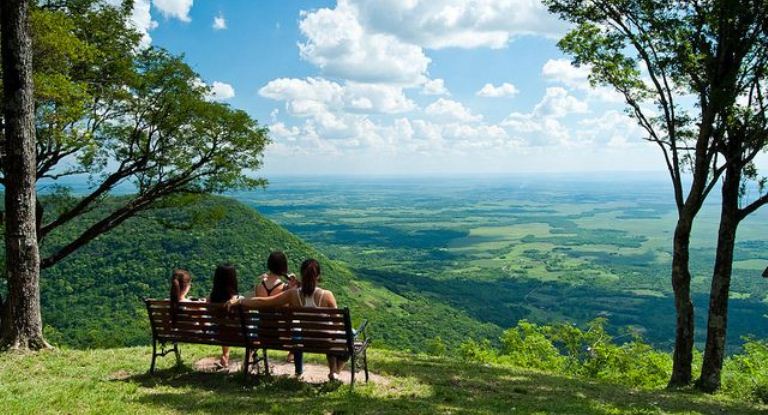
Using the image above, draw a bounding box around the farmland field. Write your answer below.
[232,174,768,350]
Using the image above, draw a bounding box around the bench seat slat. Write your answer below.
[244,307,347,316]
[149,309,235,318]
[244,314,345,323]
[245,329,347,340]
[155,331,244,342]
[151,317,241,328]
[254,320,345,331]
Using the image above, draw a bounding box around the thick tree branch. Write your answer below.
[738,193,768,221]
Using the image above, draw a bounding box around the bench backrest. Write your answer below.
[145,300,246,346]
[239,307,354,355]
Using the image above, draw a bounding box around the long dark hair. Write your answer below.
[267,251,288,276]
[209,264,238,303]
[300,259,321,297]
[169,269,191,323]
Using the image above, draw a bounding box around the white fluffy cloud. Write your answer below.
[153,0,193,22]
[577,110,646,147]
[259,77,417,115]
[533,87,588,118]
[421,78,450,96]
[107,0,193,45]
[476,82,519,98]
[542,59,590,89]
[208,81,235,100]
[298,3,430,84]
[297,0,567,85]
[352,0,568,49]
[262,1,666,172]
[542,59,624,102]
[213,13,227,30]
[502,87,588,145]
[425,98,482,122]
[105,0,157,46]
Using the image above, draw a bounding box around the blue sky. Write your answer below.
[126,0,757,176]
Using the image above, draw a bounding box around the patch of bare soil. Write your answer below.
[194,355,388,385]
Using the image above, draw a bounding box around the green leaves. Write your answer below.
[0,2,272,267]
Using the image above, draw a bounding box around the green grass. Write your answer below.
[1,346,765,414]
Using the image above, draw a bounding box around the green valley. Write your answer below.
[34,194,498,350]
[234,176,768,350]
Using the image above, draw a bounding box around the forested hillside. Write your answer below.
[31,195,499,349]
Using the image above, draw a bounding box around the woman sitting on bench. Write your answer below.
[256,251,290,297]
[208,264,241,368]
[228,258,346,381]
[169,269,192,323]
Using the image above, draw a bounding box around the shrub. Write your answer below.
[722,338,768,403]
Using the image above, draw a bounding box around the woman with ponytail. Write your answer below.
[169,269,192,324]
[229,258,346,381]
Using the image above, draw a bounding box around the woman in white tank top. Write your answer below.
[231,259,346,381]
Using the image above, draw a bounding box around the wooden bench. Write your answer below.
[144,299,253,374]
[239,306,370,386]
[144,299,371,387]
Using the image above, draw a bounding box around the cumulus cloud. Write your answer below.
[208,81,235,100]
[352,0,568,49]
[476,82,519,98]
[213,12,227,30]
[533,87,588,118]
[421,78,450,96]
[259,77,417,115]
[502,87,588,145]
[576,110,646,147]
[298,2,430,85]
[542,59,623,102]
[425,98,482,122]
[296,0,566,85]
[153,0,193,22]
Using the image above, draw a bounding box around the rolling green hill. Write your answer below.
[35,195,499,349]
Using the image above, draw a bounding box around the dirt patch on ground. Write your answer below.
[194,355,388,385]
[107,370,132,381]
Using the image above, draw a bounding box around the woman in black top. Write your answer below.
[208,264,239,368]
[255,251,289,297]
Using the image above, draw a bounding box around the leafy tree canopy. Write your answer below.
[0,0,270,268]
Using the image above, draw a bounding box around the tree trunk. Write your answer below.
[668,216,695,387]
[0,0,49,350]
[698,163,742,392]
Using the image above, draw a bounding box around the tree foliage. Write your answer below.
[544,0,768,387]
[1,0,270,269]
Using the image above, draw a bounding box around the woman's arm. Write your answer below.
[322,290,338,308]
[228,289,296,309]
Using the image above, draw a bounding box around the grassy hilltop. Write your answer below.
[37,195,498,349]
[1,345,765,415]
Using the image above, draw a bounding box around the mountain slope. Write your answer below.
[36,195,499,348]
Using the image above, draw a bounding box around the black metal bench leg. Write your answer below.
[350,354,356,390]
[173,343,182,367]
[150,338,158,374]
[243,347,251,380]
[363,349,369,383]
[263,349,270,376]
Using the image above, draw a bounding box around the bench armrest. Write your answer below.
[353,319,369,338]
